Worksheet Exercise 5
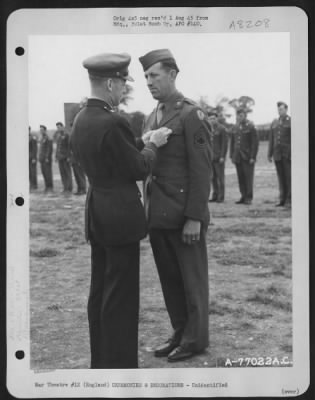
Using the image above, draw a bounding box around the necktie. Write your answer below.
[156,103,165,125]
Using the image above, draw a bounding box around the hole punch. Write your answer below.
[15,197,24,206]
[15,350,25,360]
[15,47,25,56]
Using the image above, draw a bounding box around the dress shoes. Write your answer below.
[235,198,245,204]
[154,338,179,358]
[208,198,217,202]
[167,345,201,362]
[275,201,285,207]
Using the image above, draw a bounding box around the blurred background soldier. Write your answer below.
[55,122,73,194]
[208,111,228,203]
[139,49,212,362]
[29,126,38,190]
[268,101,291,207]
[38,125,53,193]
[230,108,259,205]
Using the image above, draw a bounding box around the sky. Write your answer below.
[28,32,290,129]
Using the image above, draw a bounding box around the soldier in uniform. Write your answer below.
[139,49,212,362]
[29,126,38,190]
[208,111,228,202]
[268,101,291,207]
[230,108,259,205]
[70,52,171,369]
[55,122,73,194]
[38,125,53,192]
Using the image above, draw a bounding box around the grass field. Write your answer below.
[30,141,292,369]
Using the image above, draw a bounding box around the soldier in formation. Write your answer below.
[230,108,259,205]
[29,126,38,190]
[208,111,228,203]
[38,125,53,193]
[55,122,73,194]
[268,101,291,207]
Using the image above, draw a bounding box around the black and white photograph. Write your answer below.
[6,6,309,398]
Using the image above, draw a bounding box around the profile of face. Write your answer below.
[144,62,176,101]
[107,78,127,107]
[278,104,288,118]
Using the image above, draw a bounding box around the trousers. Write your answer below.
[58,159,73,191]
[235,159,255,201]
[149,228,209,351]
[275,159,291,204]
[40,161,53,190]
[88,239,140,368]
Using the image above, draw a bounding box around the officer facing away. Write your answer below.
[55,122,73,194]
[139,49,212,362]
[268,101,291,207]
[208,111,228,203]
[70,52,172,369]
[38,125,53,193]
[230,108,259,205]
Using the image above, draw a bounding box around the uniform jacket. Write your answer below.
[143,91,212,230]
[230,120,259,163]
[56,131,71,161]
[209,122,228,162]
[29,135,37,161]
[70,98,157,247]
[38,136,53,163]
[268,115,291,161]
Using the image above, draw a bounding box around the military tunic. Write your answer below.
[70,98,157,369]
[143,91,212,352]
[230,120,259,202]
[39,136,53,190]
[29,134,38,189]
[209,123,228,201]
[268,115,291,204]
[56,131,73,192]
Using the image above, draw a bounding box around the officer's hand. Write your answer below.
[142,130,154,144]
[219,157,224,164]
[268,156,272,163]
[249,158,255,164]
[150,127,172,148]
[182,219,201,245]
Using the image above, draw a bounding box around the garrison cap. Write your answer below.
[139,49,179,72]
[277,101,288,108]
[83,52,134,81]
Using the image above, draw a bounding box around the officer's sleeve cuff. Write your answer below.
[144,142,157,153]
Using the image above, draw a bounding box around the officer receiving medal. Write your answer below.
[139,49,212,362]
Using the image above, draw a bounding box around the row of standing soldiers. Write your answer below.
[29,102,291,206]
[208,101,291,206]
[29,122,87,195]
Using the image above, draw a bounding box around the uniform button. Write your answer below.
[180,189,184,193]
[152,176,157,181]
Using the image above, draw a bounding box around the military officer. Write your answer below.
[268,101,291,206]
[70,52,171,369]
[230,108,259,205]
[29,126,38,190]
[38,125,53,192]
[55,122,73,194]
[139,49,212,362]
[208,111,228,202]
